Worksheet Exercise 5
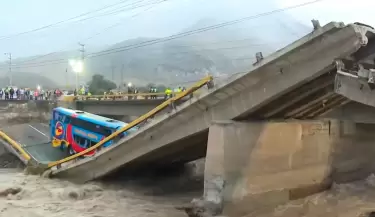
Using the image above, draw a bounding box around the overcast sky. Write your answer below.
[277,0,375,26]
[0,0,373,62]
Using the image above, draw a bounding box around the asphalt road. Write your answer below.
[1,123,67,163]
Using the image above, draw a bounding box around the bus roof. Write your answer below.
[53,107,127,129]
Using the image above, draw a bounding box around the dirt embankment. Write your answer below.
[0,102,50,124]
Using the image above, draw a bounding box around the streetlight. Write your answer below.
[69,59,83,92]
[127,82,132,87]
[4,53,11,86]
[37,85,41,91]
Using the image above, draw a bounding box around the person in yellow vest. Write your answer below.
[164,88,172,100]
[80,87,85,95]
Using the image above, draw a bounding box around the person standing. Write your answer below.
[4,88,8,100]
[9,87,14,100]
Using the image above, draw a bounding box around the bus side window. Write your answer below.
[104,128,112,137]
[64,116,71,124]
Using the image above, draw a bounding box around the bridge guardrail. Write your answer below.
[47,75,213,169]
[61,91,202,102]
[0,131,31,161]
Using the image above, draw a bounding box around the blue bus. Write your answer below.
[50,107,137,156]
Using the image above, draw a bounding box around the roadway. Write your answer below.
[48,22,375,182]
[0,123,66,164]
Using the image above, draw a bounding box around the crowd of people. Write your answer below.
[0,85,187,101]
[99,86,186,100]
[0,87,63,100]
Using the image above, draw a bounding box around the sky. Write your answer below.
[277,0,375,26]
[0,0,374,62]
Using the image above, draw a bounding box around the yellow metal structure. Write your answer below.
[0,131,31,161]
[46,75,213,168]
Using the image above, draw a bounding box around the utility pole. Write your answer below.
[65,68,68,89]
[121,64,124,89]
[111,64,116,82]
[79,43,85,62]
[4,53,11,86]
[78,43,85,89]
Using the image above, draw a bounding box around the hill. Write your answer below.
[0,72,57,88]
[0,15,311,88]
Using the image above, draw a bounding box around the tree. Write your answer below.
[88,74,117,95]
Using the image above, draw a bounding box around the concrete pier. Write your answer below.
[203,120,375,216]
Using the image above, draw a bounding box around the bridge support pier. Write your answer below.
[199,120,375,217]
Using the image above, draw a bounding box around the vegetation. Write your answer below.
[88,74,116,94]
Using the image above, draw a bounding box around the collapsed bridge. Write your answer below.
[1,21,375,184]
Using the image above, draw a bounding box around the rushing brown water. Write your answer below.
[250,174,375,217]
[0,168,201,217]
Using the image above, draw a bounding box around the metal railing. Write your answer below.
[0,131,31,161]
[47,75,214,169]
[61,91,202,102]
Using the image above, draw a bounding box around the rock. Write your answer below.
[0,187,22,197]
[181,198,223,217]
[0,153,23,169]
[65,188,87,200]
[359,212,375,217]
[68,191,79,199]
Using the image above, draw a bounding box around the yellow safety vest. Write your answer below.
[165,89,172,95]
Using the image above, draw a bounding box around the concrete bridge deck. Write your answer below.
[45,22,375,182]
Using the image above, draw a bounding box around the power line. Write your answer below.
[86,0,325,58]
[1,0,322,69]
[10,36,290,68]
[2,39,284,69]
[3,53,12,85]
[75,0,164,23]
[58,0,165,27]
[0,0,139,40]
[81,2,161,42]
[5,37,272,67]
[1,0,166,64]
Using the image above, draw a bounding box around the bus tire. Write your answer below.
[67,146,75,156]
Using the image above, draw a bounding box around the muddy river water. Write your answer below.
[2,167,375,217]
[0,168,199,217]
